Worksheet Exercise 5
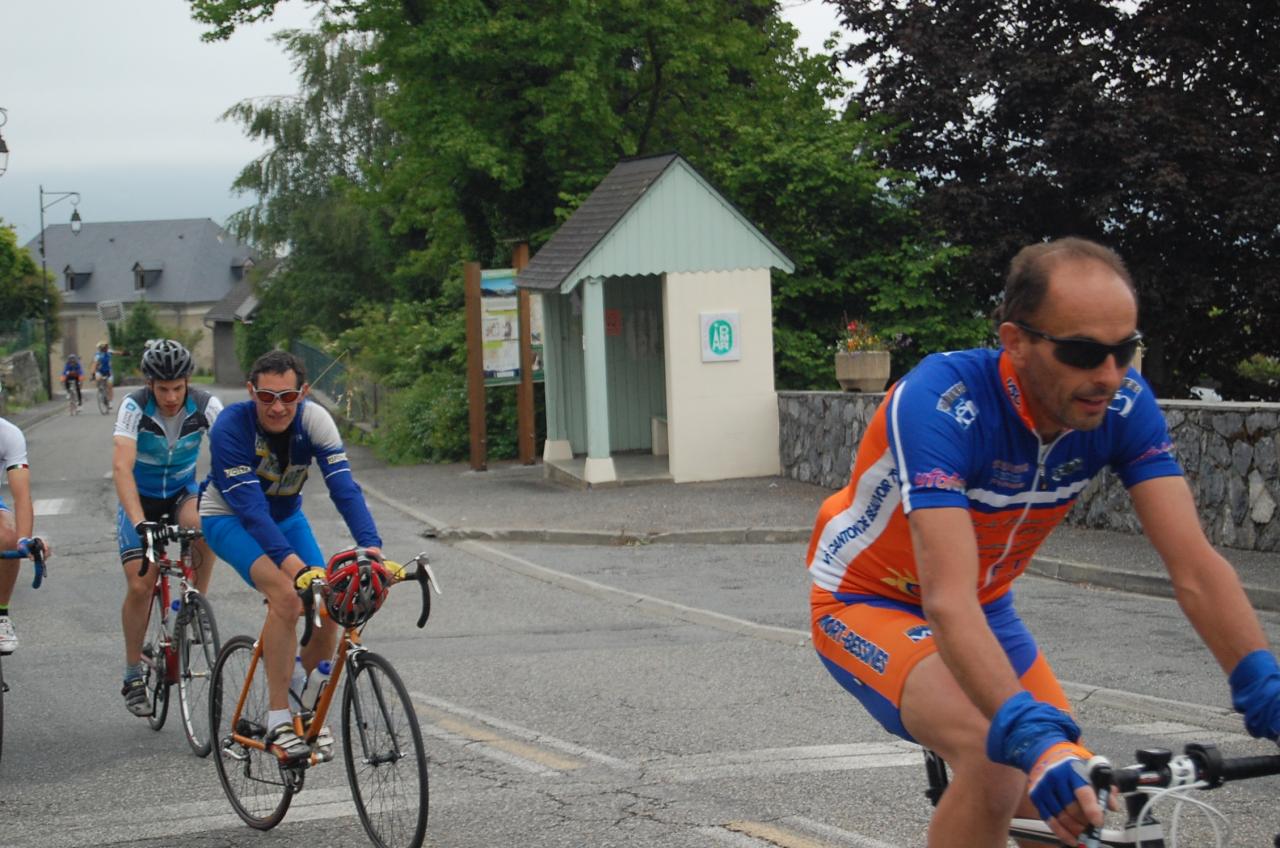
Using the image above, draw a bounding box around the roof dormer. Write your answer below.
[132,261,163,290]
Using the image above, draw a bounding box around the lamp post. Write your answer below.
[38,185,82,398]
[0,107,9,178]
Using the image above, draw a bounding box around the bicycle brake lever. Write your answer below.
[29,539,46,589]
[1080,756,1113,848]
[137,529,153,578]
[413,559,441,629]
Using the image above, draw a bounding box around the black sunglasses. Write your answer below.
[252,386,303,405]
[1013,321,1143,370]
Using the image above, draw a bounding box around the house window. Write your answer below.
[133,266,162,289]
[64,271,92,291]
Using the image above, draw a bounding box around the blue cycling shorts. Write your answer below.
[810,586,1070,743]
[202,509,324,588]
[117,490,197,565]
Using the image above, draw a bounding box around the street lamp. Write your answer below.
[0,107,9,178]
[38,185,82,399]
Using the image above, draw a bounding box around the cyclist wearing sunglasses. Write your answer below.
[113,339,222,716]
[199,350,382,760]
[807,237,1280,847]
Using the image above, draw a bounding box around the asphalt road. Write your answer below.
[1,391,1278,847]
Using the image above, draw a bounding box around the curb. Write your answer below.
[431,527,811,546]
[1029,554,1280,613]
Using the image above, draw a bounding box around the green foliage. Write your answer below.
[0,221,60,325]
[834,0,1280,397]
[1236,354,1280,400]
[112,300,203,378]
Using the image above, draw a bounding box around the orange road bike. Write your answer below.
[0,538,47,765]
[136,523,222,756]
[210,552,440,848]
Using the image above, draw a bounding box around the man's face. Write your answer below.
[249,370,307,434]
[149,377,189,417]
[1002,258,1139,438]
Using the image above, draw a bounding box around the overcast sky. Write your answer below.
[0,0,845,247]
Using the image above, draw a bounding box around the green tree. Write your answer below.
[832,0,1280,397]
[111,300,203,378]
[0,222,60,326]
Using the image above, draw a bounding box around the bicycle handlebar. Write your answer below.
[136,524,204,578]
[295,551,442,648]
[0,538,47,589]
[1106,743,1280,794]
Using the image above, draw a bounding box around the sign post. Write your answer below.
[464,261,487,471]
[514,243,535,464]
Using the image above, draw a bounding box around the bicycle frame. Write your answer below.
[227,617,358,767]
[142,531,201,686]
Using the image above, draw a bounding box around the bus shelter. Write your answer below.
[517,153,794,485]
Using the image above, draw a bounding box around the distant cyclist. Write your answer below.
[112,339,222,716]
[91,340,123,411]
[60,354,84,409]
[200,350,382,759]
[0,416,50,655]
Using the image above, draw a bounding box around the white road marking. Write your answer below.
[33,498,71,516]
[644,742,921,783]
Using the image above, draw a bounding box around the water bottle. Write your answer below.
[289,657,307,712]
[300,660,333,711]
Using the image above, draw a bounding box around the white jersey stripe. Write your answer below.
[888,379,914,512]
[809,448,902,592]
[966,478,1089,508]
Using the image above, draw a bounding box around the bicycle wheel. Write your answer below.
[97,381,110,415]
[211,635,294,829]
[176,593,220,757]
[141,587,170,730]
[1,655,6,764]
[342,651,428,848]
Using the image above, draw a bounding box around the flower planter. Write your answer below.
[835,350,891,392]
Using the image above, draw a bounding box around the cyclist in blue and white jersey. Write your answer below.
[0,417,50,655]
[112,339,222,716]
[91,340,122,411]
[200,349,381,760]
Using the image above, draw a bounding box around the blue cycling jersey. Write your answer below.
[199,398,381,566]
[93,350,112,375]
[114,388,223,499]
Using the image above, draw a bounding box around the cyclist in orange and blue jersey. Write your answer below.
[61,355,84,408]
[807,237,1280,847]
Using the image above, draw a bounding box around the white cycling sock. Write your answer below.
[267,708,292,732]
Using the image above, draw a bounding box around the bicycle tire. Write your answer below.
[176,593,220,757]
[1,655,6,764]
[210,635,294,830]
[342,651,429,848]
[97,381,110,415]
[142,588,170,730]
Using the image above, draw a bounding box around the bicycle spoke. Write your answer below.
[211,635,294,829]
[143,588,169,731]
[177,593,220,757]
[342,651,428,848]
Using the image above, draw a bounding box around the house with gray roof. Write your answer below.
[27,218,256,383]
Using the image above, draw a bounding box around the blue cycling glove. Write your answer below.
[988,691,1091,821]
[1230,650,1280,741]
[16,536,32,556]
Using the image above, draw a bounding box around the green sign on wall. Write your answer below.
[699,311,741,362]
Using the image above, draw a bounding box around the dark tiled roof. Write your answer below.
[204,278,255,323]
[25,218,256,306]
[518,154,679,291]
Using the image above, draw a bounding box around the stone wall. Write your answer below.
[778,391,1280,552]
[1,350,44,408]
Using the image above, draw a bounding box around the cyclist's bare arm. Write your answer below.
[1130,476,1270,671]
[908,505,1022,717]
[5,465,34,541]
[112,436,146,527]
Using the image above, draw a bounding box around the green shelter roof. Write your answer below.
[518,153,794,293]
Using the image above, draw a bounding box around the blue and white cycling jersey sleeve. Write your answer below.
[886,356,981,514]
[301,403,382,550]
[0,418,29,471]
[1107,371,1182,486]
